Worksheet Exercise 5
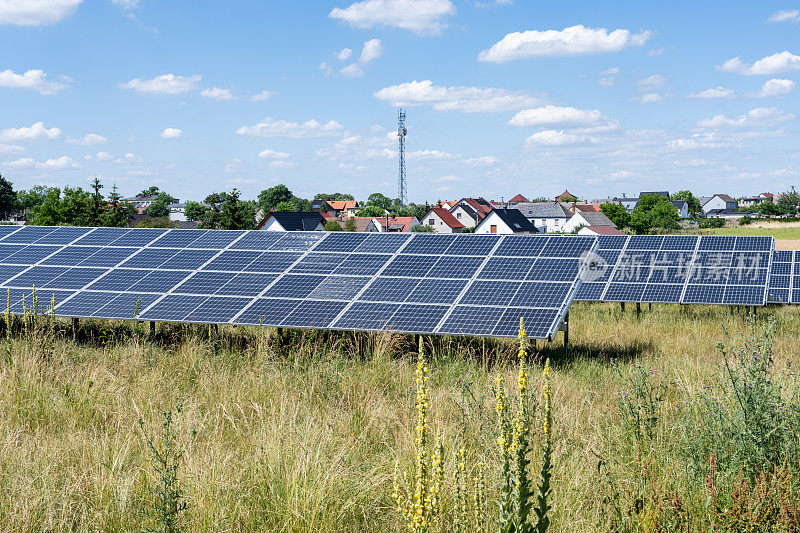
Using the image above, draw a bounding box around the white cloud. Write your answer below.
[201,87,235,100]
[525,130,588,146]
[95,151,114,161]
[0,144,24,154]
[161,128,182,138]
[251,90,274,101]
[118,74,201,94]
[0,121,61,141]
[667,133,729,149]
[112,0,140,9]
[508,105,604,127]
[318,62,332,77]
[636,74,666,89]
[4,155,79,169]
[687,86,735,99]
[329,0,455,35]
[463,156,500,166]
[258,149,291,159]
[66,133,108,145]
[437,175,460,182]
[224,158,246,174]
[360,38,383,62]
[754,78,795,98]
[374,80,546,112]
[339,63,364,77]
[407,149,456,160]
[646,47,664,56]
[598,77,614,87]
[0,68,69,94]
[477,24,652,63]
[337,48,353,61]
[236,117,344,138]
[697,107,795,128]
[768,10,800,23]
[717,51,800,75]
[270,160,298,169]
[599,67,619,75]
[0,0,82,25]
[639,92,664,103]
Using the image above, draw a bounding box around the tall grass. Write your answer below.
[0,302,799,530]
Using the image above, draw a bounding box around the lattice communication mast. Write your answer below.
[397,108,408,206]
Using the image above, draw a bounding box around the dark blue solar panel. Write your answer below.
[0,244,24,262]
[734,236,772,251]
[203,251,262,271]
[793,289,800,305]
[728,268,768,286]
[94,293,161,319]
[575,282,605,300]
[526,258,578,282]
[34,226,92,244]
[0,226,56,244]
[190,230,243,249]
[769,288,790,303]
[626,236,664,250]
[4,266,69,287]
[0,264,27,285]
[494,236,546,257]
[359,277,420,302]
[218,273,278,297]
[460,280,519,306]
[44,267,107,289]
[289,253,346,274]
[129,270,190,292]
[693,252,733,267]
[648,266,690,284]
[160,249,217,270]
[597,235,628,249]
[494,308,559,338]
[41,246,100,266]
[231,231,284,250]
[353,233,409,254]
[429,256,483,279]
[510,282,571,307]
[312,232,368,253]
[540,236,596,257]
[281,300,348,328]
[445,235,498,256]
[245,252,304,273]
[332,302,399,330]
[4,245,59,264]
[334,254,390,275]
[0,226,21,238]
[605,283,646,302]
[775,250,793,262]
[308,276,370,300]
[268,232,325,251]
[406,278,467,304]
[478,257,533,280]
[698,236,735,251]
[186,296,251,323]
[769,275,790,288]
[390,304,449,332]
[661,235,697,250]
[120,248,179,269]
[262,274,326,298]
[73,227,128,246]
[151,229,207,248]
[683,284,725,304]
[55,291,118,317]
[403,234,455,255]
[86,269,148,291]
[233,297,301,326]
[78,247,138,267]
[381,254,437,277]
[110,228,168,247]
[723,285,765,305]
[174,272,237,294]
[139,295,207,321]
[642,284,684,303]
[772,262,792,275]
[438,306,504,336]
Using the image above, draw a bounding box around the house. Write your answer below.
[256,211,325,231]
[367,216,420,232]
[610,196,639,212]
[324,200,360,218]
[168,202,186,222]
[455,198,493,220]
[512,203,572,233]
[640,191,670,199]
[701,194,738,215]
[508,194,529,205]
[449,203,482,227]
[124,195,164,214]
[671,200,689,218]
[438,200,458,210]
[475,209,539,234]
[421,208,464,233]
[565,202,602,214]
[561,211,616,233]
[577,225,626,236]
[555,190,577,202]
[740,193,774,207]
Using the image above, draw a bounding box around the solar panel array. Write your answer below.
[0,225,597,339]
[767,250,798,304]
[575,235,773,306]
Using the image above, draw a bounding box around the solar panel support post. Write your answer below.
[72,317,79,340]
[562,312,569,355]
[620,302,625,313]
[636,302,641,317]
[149,321,155,337]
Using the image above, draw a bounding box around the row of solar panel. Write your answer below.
[768,250,799,304]
[0,224,594,257]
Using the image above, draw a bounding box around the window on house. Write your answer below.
[428,219,434,226]
[456,212,461,218]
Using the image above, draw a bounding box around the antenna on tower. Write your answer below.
[397,108,407,206]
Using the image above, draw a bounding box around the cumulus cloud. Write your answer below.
[406,149,456,160]
[118,74,201,94]
[373,80,546,112]
[269,160,298,169]
[696,107,795,128]
[463,156,500,166]
[636,74,666,89]
[666,133,729,150]
[687,86,735,99]
[0,0,82,25]
[478,24,652,63]
[0,121,61,141]
[337,48,353,61]
[360,38,384,62]
[95,151,114,161]
[598,77,614,87]
[251,90,274,101]
[66,133,108,145]
[437,175,460,182]
[258,149,291,159]
[339,63,364,77]
[525,130,589,146]
[507,106,604,127]
[201,87,235,100]
[753,78,795,98]
[767,10,800,23]
[161,128,182,138]
[717,51,800,75]
[318,62,332,77]
[0,144,24,154]
[639,93,664,103]
[4,155,79,169]
[329,0,455,34]
[236,117,344,138]
[0,68,69,94]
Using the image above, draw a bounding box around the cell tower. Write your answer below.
[397,108,408,206]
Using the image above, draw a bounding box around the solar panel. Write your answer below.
[575,235,773,306]
[768,250,793,304]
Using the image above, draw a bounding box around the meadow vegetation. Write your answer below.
[2,301,800,530]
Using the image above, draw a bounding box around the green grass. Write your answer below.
[700,224,800,240]
[1,304,800,530]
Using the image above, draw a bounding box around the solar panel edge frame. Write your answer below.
[763,237,775,306]
[545,235,600,339]
[678,236,704,304]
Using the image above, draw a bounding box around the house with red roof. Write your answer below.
[421,207,464,233]
[555,190,577,202]
[508,194,529,204]
[367,216,420,233]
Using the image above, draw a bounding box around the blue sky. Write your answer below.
[1,0,798,204]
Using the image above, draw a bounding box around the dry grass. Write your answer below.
[1,304,800,531]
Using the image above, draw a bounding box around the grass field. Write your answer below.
[3,303,800,531]
[700,220,800,247]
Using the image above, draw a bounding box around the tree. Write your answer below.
[599,202,630,229]
[628,194,680,234]
[559,194,577,203]
[17,185,51,220]
[529,196,549,203]
[776,189,800,215]
[367,192,393,211]
[0,174,17,219]
[137,186,166,198]
[343,219,357,231]
[136,217,178,228]
[273,201,298,212]
[144,193,175,218]
[220,190,255,230]
[184,201,208,221]
[60,187,93,226]
[411,224,435,232]
[314,193,354,201]
[397,203,430,221]
[258,184,293,212]
[672,190,702,217]
[102,184,132,227]
[324,220,343,231]
[752,201,781,216]
[31,188,63,226]
[90,177,104,226]
[355,205,385,217]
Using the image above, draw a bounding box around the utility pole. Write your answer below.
[397,108,407,206]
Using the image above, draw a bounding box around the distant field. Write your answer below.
[3,304,800,531]
[701,221,800,248]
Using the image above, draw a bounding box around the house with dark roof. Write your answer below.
[701,194,738,215]
[512,203,572,233]
[455,197,492,219]
[449,203,481,227]
[562,211,616,233]
[671,200,689,218]
[421,207,464,233]
[475,209,539,234]
[256,211,325,231]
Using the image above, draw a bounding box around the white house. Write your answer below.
[449,204,482,228]
[671,200,690,218]
[512,203,572,233]
[168,202,187,222]
[702,194,738,215]
[474,209,539,234]
[255,211,325,231]
[561,211,615,233]
[577,225,625,236]
[366,216,420,232]
[420,208,464,233]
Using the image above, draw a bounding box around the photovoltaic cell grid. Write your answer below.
[575,235,773,306]
[0,226,597,339]
[767,250,799,304]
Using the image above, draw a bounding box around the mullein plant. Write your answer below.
[394,337,445,532]
[495,318,552,533]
